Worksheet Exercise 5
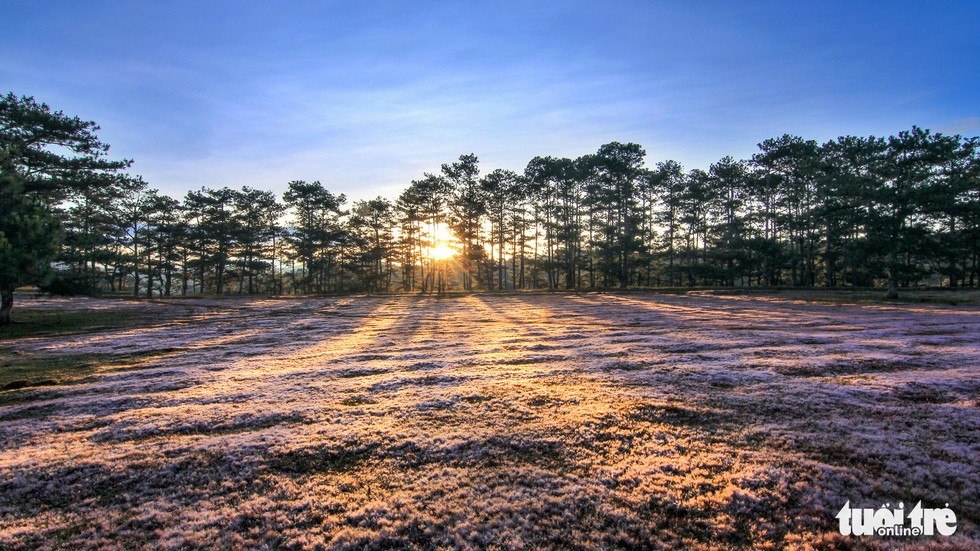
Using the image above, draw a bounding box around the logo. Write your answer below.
[837,501,957,537]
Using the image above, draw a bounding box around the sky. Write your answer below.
[2,1,978,202]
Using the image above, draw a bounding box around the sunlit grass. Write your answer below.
[0,293,977,548]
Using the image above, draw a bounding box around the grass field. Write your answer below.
[1,292,978,549]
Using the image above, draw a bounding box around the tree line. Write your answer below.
[2,92,979,322]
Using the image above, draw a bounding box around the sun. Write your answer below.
[426,226,457,260]
[429,241,456,260]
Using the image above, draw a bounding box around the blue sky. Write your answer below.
[3,1,978,202]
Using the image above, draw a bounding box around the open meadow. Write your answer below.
[1,292,978,549]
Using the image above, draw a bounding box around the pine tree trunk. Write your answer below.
[0,288,14,326]
[886,249,900,299]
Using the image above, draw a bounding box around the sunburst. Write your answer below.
[428,240,456,260]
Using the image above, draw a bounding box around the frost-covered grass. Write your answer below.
[1,292,978,549]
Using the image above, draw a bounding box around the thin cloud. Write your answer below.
[4,1,978,203]
[941,117,980,136]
